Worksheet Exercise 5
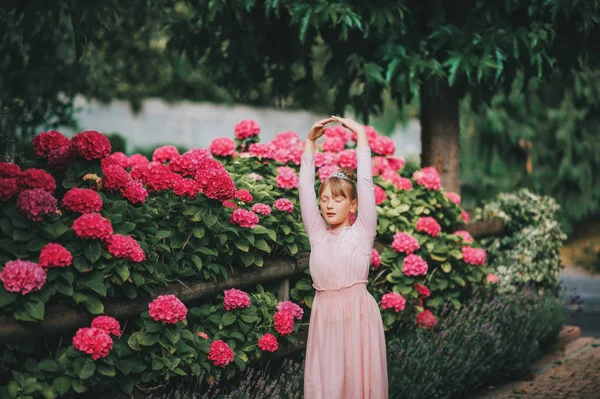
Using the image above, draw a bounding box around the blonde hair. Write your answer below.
[318,167,357,200]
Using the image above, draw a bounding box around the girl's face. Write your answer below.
[319,184,358,228]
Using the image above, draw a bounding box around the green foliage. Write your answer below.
[474,189,567,295]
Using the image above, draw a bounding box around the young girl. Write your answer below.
[299,116,388,399]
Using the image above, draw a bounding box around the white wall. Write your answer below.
[64,96,422,159]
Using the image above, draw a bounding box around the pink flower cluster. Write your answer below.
[169,153,199,177]
[461,210,470,224]
[414,283,430,298]
[315,151,339,168]
[208,340,235,367]
[381,171,412,191]
[274,309,295,335]
[453,230,474,243]
[391,232,420,254]
[258,333,278,352]
[16,189,57,221]
[248,143,275,159]
[0,260,46,295]
[104,234,146,262]
[73,213,113,240]
[413,167,441,190]
[252,203,272,216]
[402,254,428,276]
[276,166,299,189]
[370,248,381,269]
[371,136,395,156]
[416,217,441,237]
[19,168,56,193]
[381,292,406,312]
[72,327,113,360]
[32,130,71,159]
[446,192,461,204]
[148,294,188,324]
[91,315,122,337]
[417,310,438,329]
[277,300,303,320]
[462,246,487,266]
[337,149,357,169]
[72,131,112,160]
[223,288,251,310]
[235,189,253,202]
[374,185,387,205]
[234,119,261,140]
[274,198,294,213]
[38,243,72,268]
[152,145,179,163]
[209,137,236,157]
[0,177,18,201]
[102,164,132,192]
[62,188,103,213]
[122,180,148,204]
[230,209,259,229]
[486,273,499,283]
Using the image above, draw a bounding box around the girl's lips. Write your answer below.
[326,213,335,217]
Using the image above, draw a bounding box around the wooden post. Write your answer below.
[276,277,290,301]
[420,80,461,194]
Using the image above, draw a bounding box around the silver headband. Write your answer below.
[328,171,355,184]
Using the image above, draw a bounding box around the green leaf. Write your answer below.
[112,201,129,213]
[72,257,93,272]
[281,225,291,235]
[41,221,69,240]
[221,312,236,326]
[426,297,445,308]
[38,359,62,372]
[83,240,102,263]
[192,227,205,239]
[441,263,452,273]
[449,250,463,259]
[116,264,130,282]
[239,315,258,324]
[84,280,108,297]
[71,379,87,393]
[254,239,271,252]
[53,377,72,395]
[155,230,171,240]
[191,254,203,271]
[0,218,13,237]
[42,387,58,399]
[25,238,47,252]
[13,228,36,241]
[234,239,250,252]
[234,356,247,371]
[77,357,96,380]
[452,275,466,287]
[430,254,447,262]
[138,331,159,346]
[83,295,104,314]
[24,299,45,321]
[0,288,17,307]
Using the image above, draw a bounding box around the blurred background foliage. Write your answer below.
[1,0,599,233]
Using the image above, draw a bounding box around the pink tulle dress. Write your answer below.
[299,145,388,399]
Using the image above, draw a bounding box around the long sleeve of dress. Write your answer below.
[354,146,377,250]
[299,153,327,241]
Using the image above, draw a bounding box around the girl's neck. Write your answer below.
[327,221,351,232]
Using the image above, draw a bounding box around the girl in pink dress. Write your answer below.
[299,116,388,399]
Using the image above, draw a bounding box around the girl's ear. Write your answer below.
[350,198,358,213]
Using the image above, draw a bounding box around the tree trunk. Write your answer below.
[420,80,461,194]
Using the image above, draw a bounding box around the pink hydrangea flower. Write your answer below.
[381,292,406,312]
[402,254,428,276]
[38,243,72,268]
[91,316,122,337]
[235,189,253,202]
[234,119,260,140]
[461,210,470,224]
[416,217,441,237]
[446,192,461,204]
[252,203,272,216]
[321,136,346,153]
[274,310,295,335]
[0,260,46,295]
[414,283,431,298]
[271,131,300,148]
[417,310,438,329]
[453,230,474,243]
[223,288,251,310]
[274,198,294,213]
[16,189,57,221]
[371,248,382,269]
[198,331,209,339]
[274,146,302,165]
[152,145,180,163]
[248,143,275,159]
[413,167,441,190]
[223,200,238,209]
[230,209,259,228]
[276,166,299,189]
[209,137,236,157]
[148,295,188,324]
[247,173,263,181]
[276,300,303,320]
[72,327,113,360]
[372,136,395,156]
[486,273,499,283]
[374,185,387,205]
[391,232,420,254]
[208,340,235,367]
[258,333,278,352]
[104,234,146,262]
[337,149,357,169]
[317,165,338,182]
[462,246,487,265]
[315,151,339,168]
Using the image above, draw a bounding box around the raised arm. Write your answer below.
[298,118,334,240]
[330,116,377,239]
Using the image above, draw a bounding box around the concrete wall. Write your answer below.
[65,97,422,160]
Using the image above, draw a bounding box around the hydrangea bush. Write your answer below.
[0,120,494,397]
[473,189,567,295]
